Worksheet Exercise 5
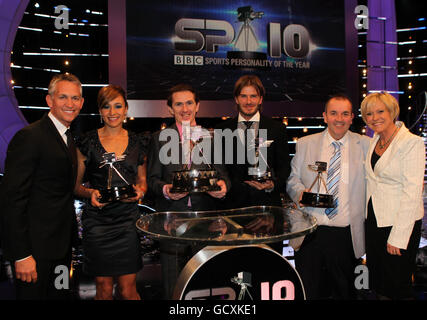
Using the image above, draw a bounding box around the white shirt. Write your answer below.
[315,130,351,227]
[48,112,70,145]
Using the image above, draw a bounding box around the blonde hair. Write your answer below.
[360,91,400,123]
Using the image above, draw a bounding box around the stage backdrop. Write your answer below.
[0,0,29,174]
[111,0,359,118]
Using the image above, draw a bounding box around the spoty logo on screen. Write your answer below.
[173,6,311,59]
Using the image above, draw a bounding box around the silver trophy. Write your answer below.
[170,168,221,193]
[170,126,221,193]
[300,161,334,208]
[98,152,136,203]
[247,137,273,182]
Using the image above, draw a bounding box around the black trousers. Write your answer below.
[294,225,357,300]
[365,200,422,299]
[159,242,203,299]
[12,254,73,300]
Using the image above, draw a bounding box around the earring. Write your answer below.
[100,115,103,123]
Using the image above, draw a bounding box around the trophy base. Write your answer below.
[170,169,221,193]
[300,192,334,208]
[99,185,136,203]
[248,169,272,183]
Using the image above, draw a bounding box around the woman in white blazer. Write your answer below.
[361,92,424,299]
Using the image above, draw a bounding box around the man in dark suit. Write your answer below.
[147,83,230,298]
[215,75,290,210]
[0,73,84,299]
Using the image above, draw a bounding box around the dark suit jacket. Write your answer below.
[147,124,230,212]
[215,115,290,208]
[0,114,77,261]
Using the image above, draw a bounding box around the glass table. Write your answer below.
[136,205,317,300]
[136,205,317,246]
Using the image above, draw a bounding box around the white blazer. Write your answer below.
[287,129,370,258]
[365,121,425,250]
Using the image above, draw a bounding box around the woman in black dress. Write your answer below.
[74,85,147,300]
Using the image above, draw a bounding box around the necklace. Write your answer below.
[378,127,398,149]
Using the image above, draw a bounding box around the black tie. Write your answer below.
[65,129,78,185]
[244,121,253,130]
[243,121,254,164]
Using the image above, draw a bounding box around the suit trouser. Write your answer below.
[160,242,203,299]
[365,200,422,299]
[294,225,357,300]
[12,253,72,300]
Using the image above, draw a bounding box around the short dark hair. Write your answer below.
[48,73,82,96]
[233,74,265,98]
[167,84,199,107]
[325,94,353,112]
[97,85,128,110]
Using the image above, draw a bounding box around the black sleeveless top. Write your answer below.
[371,150,381,170]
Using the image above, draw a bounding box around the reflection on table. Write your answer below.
[136,205,317,245]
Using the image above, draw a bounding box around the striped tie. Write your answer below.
[325,141,342,219]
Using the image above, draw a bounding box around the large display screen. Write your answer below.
[114,0,357,117]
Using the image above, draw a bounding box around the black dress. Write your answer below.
[77,130,146,276]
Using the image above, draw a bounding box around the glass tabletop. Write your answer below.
[136,205,317,245]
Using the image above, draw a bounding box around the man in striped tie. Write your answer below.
[286,94,370,299]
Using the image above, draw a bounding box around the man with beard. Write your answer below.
[215,74,290,211]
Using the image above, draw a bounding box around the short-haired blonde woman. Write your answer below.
[361,91,425,299]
